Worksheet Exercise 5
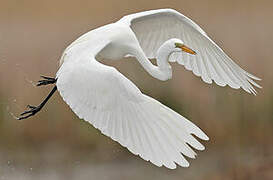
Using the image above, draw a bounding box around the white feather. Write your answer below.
[56,52,208,169]
[120,8,261,93]
[53,8,261,170]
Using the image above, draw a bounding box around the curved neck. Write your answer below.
[132,47,172,81]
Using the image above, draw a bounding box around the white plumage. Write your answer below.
[55,9,260,169]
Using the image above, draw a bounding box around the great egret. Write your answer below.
[18,9,261,169]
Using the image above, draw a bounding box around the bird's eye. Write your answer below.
[175,42,183,48]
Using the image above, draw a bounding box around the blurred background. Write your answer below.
[0,0,273,179]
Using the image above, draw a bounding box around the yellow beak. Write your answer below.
[175,43,196,55]
[181,45,196,55]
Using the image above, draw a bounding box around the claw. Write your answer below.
[20,110,31,116]
[27,105,36,109]
[40,76,55,80]
[37,80,49,86]
[36,76,56,87]
[18,113,35,120]
[18,85,57,120]
[18,105,41,120]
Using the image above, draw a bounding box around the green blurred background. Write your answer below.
[0,0,273,179]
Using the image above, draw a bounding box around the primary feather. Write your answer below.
[120,9,261,94]
[57,55,208,169]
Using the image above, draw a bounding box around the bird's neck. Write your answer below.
[132,47,172,81]
[156,45,172,73]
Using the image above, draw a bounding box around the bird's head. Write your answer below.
[173,39,196,55]
[163,38,196,55]
[157,39,196,59]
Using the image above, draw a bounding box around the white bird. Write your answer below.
[18,9,261,169]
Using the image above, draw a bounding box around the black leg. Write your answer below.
[18,76,57,120]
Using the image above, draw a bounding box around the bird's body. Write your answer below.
[19,9,261,169]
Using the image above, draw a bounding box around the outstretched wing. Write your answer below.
[56,40,208,169]
[119,9,261,94]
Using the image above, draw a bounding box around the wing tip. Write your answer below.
[202,134,210,141]
[245,71,262,81]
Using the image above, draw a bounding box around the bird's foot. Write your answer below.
[37,76,56,86]
[17,105,42,120]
